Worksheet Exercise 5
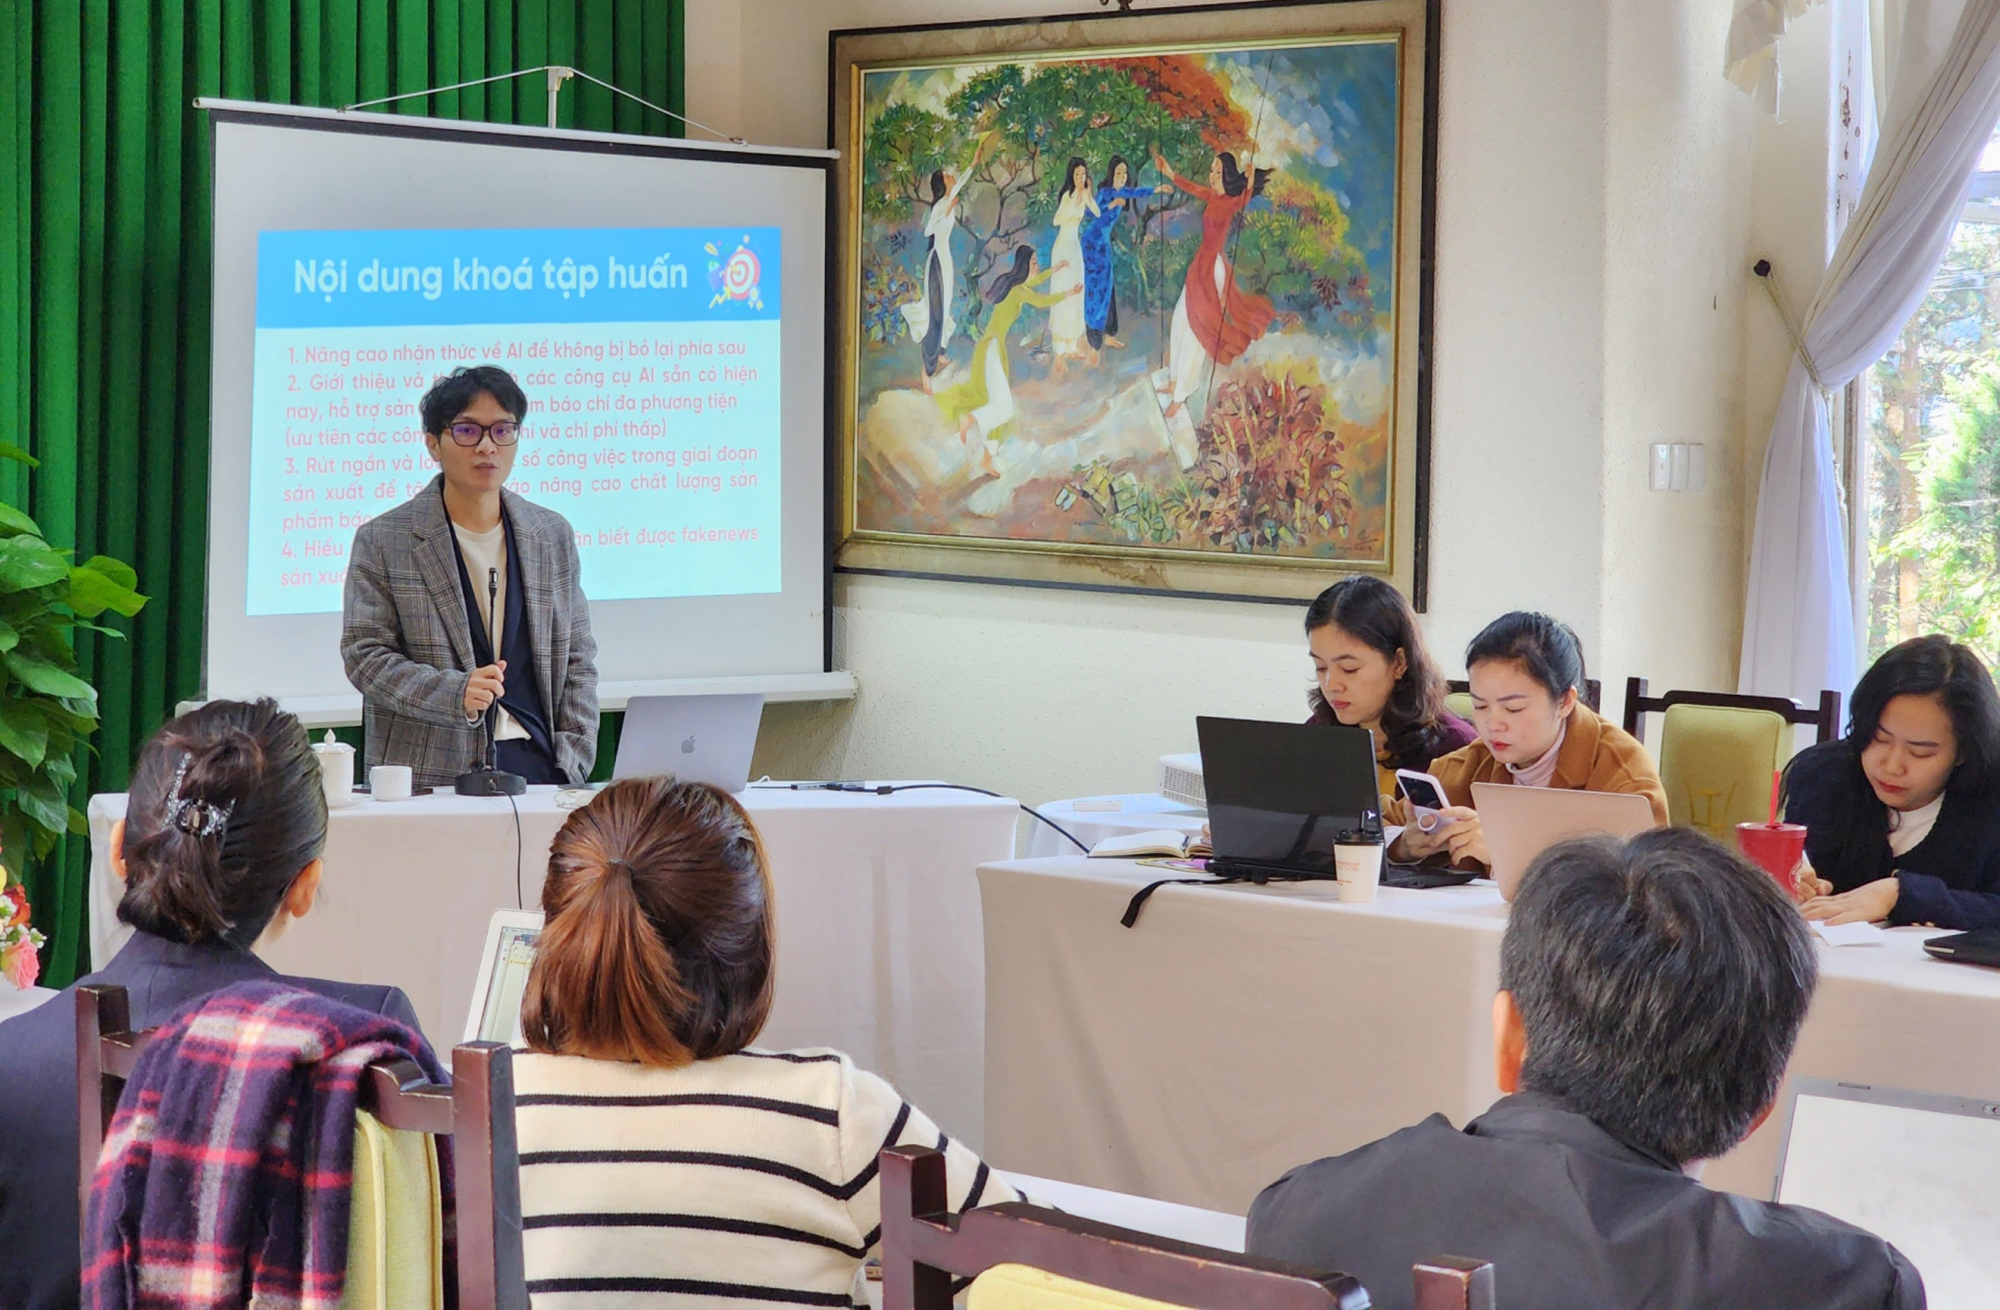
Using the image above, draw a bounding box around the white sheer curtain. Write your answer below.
[1739,0,2000,704]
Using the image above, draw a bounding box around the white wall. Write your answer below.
[689,0,1782,806]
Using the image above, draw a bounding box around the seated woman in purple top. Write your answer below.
[1305,577,1477,797]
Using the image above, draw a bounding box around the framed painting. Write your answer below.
[830,0,1439,605]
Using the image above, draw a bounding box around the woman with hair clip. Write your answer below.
[512,777,1018,1307]
[1785,634,2000,928]
[1391,611,1667,869]
[1304,576,1476,795]
[0,699,419,1309]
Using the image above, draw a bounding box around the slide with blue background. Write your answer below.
[247,225,781,615]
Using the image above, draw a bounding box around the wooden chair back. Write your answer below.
[1447,678,1601,714]
[880,1146,1495,1310]
[75,983,527,1310]
[1620,676,1840,746]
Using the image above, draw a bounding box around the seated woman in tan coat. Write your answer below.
[1394,612,1667,868]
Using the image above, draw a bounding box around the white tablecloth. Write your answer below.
[979,856,2000,1213]
[89,783,1018,1146]
[1024,794,1206,858]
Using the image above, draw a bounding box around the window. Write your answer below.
[1859,128,2000,664]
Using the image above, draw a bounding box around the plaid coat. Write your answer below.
[342,476,599,789]
[81,981,453,1310]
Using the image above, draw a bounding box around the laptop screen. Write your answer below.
[473,922,541,1045]
[1777,1087,2000,1306]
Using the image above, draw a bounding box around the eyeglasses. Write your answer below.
[443,419,522,447]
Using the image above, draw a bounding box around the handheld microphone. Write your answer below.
[454,564,526,797]
[485,567,499,770]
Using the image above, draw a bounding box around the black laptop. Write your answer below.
[1196,715,1478,890]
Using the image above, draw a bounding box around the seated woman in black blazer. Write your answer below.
[0,698,419,1310]
[1787,634,2000,928]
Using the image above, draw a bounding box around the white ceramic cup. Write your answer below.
[369,764,414,802]
[312,736,356,809]
[1333,840,1384,903]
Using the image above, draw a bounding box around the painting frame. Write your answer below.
[829,0,1440,607]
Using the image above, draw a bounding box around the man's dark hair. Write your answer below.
[419,365,528,436]
[1500,827,1818,1165]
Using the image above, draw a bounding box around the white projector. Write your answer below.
[1157,752,1206,810]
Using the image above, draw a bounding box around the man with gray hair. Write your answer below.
[1246,827,1923,1309]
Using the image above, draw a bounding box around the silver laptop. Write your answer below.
[1774,1078,2000,1306]
[1469,782,1658,900]
[464,909,545,1044]
[613,693,763,792]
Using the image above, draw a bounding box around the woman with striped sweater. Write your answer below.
[513,777,1014,1308]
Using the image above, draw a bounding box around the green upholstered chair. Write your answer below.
[1620,678,1842,840]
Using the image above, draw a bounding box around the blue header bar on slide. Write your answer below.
[257,226,781,327]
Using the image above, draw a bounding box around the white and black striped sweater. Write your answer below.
[513,1046,1017,1308]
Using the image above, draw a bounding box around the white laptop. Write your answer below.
[613,693,763,793]
[1469,782,1658,900]
[463,909,545,1044]
[1774,1078,2000,1307]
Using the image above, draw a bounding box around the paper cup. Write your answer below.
[370,764,413,802]
[1737,822,1807,893]
[1334,841,1384,903]
[312,739,356,809]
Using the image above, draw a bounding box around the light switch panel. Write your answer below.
[1650,443,1672,491]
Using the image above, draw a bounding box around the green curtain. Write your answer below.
[0,0,685,988]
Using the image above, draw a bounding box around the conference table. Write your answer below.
[88,783,1018,1147]
[979,856,2000,1214]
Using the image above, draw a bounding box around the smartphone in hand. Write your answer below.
[1395,769,1457,833]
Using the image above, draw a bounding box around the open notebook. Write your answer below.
[1088,829,1214,860]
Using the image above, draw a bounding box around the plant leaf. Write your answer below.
[0,618,21,654]
[77,555,137,591]
[0,536,69,593]
[0,442,40,468]
[67,561,146,619]
[14,772,67,838]
[0,503,40,538]
[67,805,88,836]
[0,698,49,768]
[6,652,95,702]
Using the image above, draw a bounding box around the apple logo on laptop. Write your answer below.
[680,735,697,754]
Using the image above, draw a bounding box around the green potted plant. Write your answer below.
[0,443,146,988]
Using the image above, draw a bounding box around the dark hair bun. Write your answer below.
[117,700,328,950]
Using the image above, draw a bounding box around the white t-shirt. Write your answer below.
[1888,793,1944,857]
[451,519,527,742]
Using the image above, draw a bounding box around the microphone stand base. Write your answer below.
[455,767,527,797]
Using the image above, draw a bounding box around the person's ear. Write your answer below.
[1557,686,1579,719]
[1391,648,1410,682]
[1745,1098,1779,1141]
[281,858,323,922]
[424,432,442,464]
[108,818,128,883]
[1492,990,1528,1093]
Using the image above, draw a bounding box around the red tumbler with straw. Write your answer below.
[1737,769,1808,893]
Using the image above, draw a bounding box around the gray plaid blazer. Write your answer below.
[341,476,599,789]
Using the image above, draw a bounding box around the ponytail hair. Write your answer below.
[1465,611,1588,704]
[520,777,775,1067]
[117,698,328,950]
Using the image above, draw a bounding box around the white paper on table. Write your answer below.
[1811,920,1887,947]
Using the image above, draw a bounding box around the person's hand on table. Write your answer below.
[1800,876,1899,925]
[1791,857,1833,905]
[464,660,507,719]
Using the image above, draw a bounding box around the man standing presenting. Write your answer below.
[343,366,598,790]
